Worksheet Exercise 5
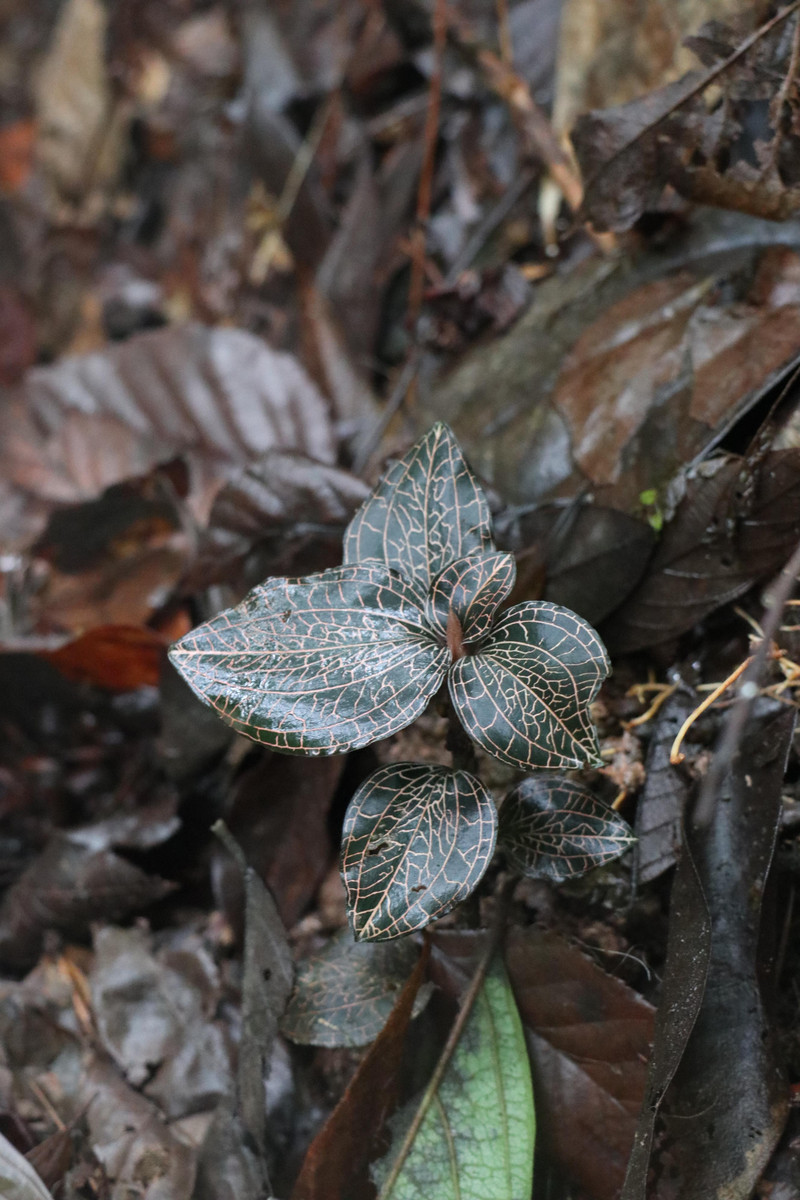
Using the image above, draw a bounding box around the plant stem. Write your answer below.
[444,693,479,775]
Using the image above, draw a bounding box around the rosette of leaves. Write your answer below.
[170,423,614,939]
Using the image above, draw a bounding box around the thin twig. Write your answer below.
[496,0,512,67]
[377,878,515,1200]
[768,8,800,173]
[693,534,800,827]
[407,0,447,337]
[351,348,421,476]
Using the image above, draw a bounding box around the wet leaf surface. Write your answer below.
[342,764,497,942]
[281,929,422,1047]
[450,603,609,769]
[499,774,635,881]
[373,955,535,1200]
[291,941,431,1200]
[170,564,447,754]
[344,423,493,593]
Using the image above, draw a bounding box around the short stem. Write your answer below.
[444,691,479,776]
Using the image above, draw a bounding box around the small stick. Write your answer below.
[407,0,447,338]
[496,0,512,67]
[693,534,800,827]
[670,657,753,765]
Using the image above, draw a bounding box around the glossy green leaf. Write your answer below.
[344,422,493,592]
[499,775,635,880]
[281,930,424,1047]
[373,955,535,1200]
[341,764,497,941]
[169,563,448,754]
[450,602,609,769]
[424,551,516,643]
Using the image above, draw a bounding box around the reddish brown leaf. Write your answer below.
[291,941,430,1200]
[0,118,36,192]
[39,625,166,690]
[220,752,344,929]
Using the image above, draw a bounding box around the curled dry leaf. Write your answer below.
[281,929,423,1047]
[573,8,800,232]
[34,0,127,203]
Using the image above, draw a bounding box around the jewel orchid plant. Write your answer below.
[170,423,633,940]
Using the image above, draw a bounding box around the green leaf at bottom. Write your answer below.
[373,956,535,1200]
[341,763,497,941]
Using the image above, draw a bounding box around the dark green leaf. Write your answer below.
[341,763,497,941]
[499,775,634,881]
[373,955,535,1200]
[169,564,448,754]
[424,551,516,643]
[280,929,423,1047]
[344,422,493,591]
[450,602,609,770]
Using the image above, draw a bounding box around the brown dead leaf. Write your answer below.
[0,817,177,974]
[80,1057,196,1200]
[34,0,128,206]
[0,322,338,554]
[220,752,344,930]
[90,925,232,1118]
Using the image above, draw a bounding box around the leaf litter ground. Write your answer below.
[5,1,800,1198]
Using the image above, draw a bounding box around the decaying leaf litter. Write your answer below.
[5,1,800,1198]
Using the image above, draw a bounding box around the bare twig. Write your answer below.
[693,534,800,828]
[407,0,447,337]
